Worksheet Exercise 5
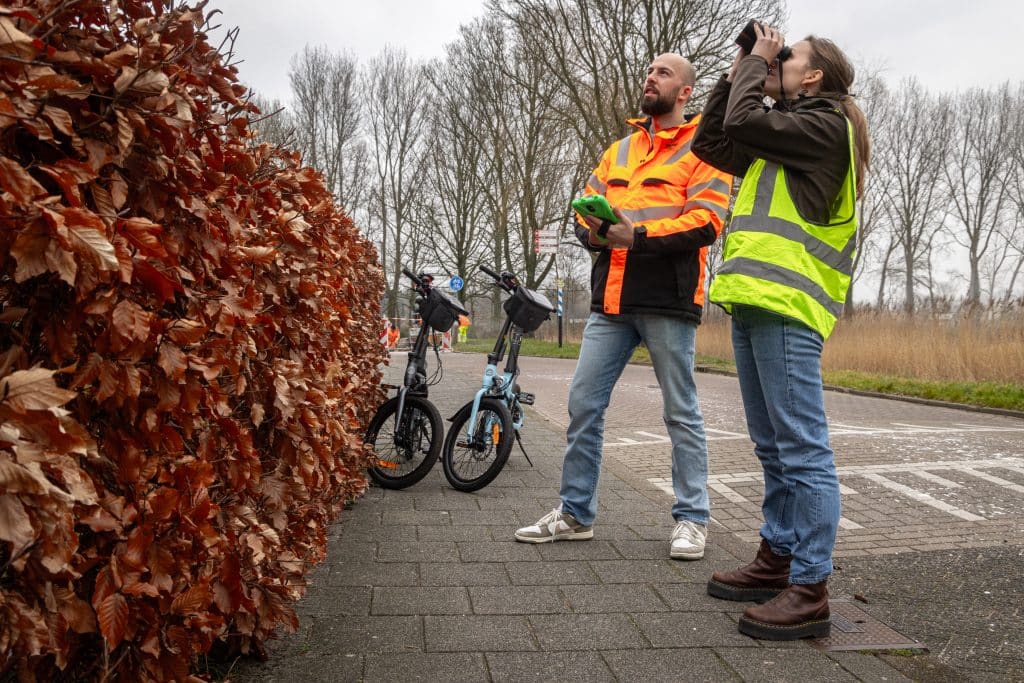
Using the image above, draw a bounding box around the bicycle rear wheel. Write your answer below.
[442,397,514,492]
[366,395,442,489]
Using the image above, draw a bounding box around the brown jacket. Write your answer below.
[692,56,849,224]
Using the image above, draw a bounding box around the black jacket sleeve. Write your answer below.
[722,56,847,172]
[693,76,754,176]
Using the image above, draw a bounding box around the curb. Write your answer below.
[694,364,1024,421]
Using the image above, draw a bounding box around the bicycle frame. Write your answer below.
[463,314,525,440]
[392,323,432,429]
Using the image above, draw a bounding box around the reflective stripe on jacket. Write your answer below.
[575,114,733,321]
[709,118,858,339]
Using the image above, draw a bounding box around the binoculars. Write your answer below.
[735,20,792,61]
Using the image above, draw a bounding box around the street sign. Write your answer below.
[449,276,464,292]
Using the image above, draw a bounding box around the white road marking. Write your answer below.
[635,431,671,442]
[891,422,954,431]
[959,468,1024,495]
[908,470,963,488]
[607,423,1024,448]
[649,459,1022,527]
[709,482,748,504]
[706,428,747,438]
[858,473,985,521]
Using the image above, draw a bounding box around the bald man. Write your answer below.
[515,54,733,561]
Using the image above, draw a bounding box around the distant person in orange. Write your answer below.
[457,314,471,343]
[387,321,400,349]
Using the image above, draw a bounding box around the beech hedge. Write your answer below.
[0,1,385,680]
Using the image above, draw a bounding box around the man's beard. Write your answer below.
[640,89,676,116]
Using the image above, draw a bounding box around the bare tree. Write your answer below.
[423,30,500,305]
[289,46,369,212]
[845,68,888,316]
[999,83,1024,304]
[247,94,296,149]
[944,84,1015,308]
[494,0,784,162]
[364,47,433,318]
[875,79,952,313]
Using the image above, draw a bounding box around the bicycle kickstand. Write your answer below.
[513,430,533,467]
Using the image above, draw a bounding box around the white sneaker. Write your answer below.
[669,520,707,560]
[514,508,594,543]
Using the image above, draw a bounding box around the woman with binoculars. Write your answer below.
[693,23,871,640]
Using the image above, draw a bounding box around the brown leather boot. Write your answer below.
[737,580,831,640]
[706,539,790,602]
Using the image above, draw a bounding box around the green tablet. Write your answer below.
[571,195,618,223]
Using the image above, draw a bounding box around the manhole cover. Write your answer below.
[809,600,928,652]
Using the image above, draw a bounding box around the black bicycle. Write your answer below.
[366,268,468,489]
[441,266,554,492]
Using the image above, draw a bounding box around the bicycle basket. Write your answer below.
[503,287,555,333]
[419,288,467,332]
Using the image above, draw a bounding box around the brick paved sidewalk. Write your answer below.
[232,353,910,683]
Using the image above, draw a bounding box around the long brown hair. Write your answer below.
[805,36,871,197]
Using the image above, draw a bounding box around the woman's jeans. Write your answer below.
[559,312,710,527]
[731,305,840,584]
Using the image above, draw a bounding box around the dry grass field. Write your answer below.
[696,310,1024,384]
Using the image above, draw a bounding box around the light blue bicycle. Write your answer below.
[441,265,555,492]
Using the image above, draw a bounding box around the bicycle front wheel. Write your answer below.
[442,397,514,492]
[366,395,442,489]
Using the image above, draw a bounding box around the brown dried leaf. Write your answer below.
[0,156,48,203]
[170,584,210,615]
[120,216,165,255]
[0,494,35,551]
[0,16,37,58]
[98,593,128,647]
[69,227,119,272]
[0,367,77,412]
[11,226,50,282]
[158,343,187,382]
[112,299,153,343]
[44,239,78,286]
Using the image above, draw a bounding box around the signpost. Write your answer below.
[449,276,464,292]
[534,228,559,255]
[557,282,564,348]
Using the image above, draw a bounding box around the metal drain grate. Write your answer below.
[809,600,928,652]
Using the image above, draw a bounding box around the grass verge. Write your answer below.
[453,339,1024,413]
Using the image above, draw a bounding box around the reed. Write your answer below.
[696,310,1024,384]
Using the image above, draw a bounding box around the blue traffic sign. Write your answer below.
[449,276,464,292]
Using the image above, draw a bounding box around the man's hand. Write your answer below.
[581,207,634,249]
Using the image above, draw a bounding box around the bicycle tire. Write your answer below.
[366,395,442,489]
[441,397,514,492]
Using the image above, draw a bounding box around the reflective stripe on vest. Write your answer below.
[709,118,857,339]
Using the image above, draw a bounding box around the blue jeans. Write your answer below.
[731,305,840,584]
[559,312,709,526]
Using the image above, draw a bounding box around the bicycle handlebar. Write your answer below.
[479,265,517,293]
[402,267,422,286]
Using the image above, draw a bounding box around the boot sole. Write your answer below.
[737,615,831,640]
[706,579,786,603]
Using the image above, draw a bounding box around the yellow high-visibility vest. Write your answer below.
[709,118,857,339]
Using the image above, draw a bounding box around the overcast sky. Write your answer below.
[206,0,1022,103]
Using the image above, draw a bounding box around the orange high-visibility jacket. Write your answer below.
[575,114,732,320]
